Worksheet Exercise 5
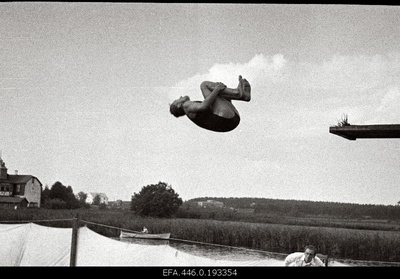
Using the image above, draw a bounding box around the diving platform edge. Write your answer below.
[329,124,400,140]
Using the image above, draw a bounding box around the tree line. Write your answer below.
[188,197,400,220]
[41,182,400,221]
[40,181,183,217]
[41,181,105,209]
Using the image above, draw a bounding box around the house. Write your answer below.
[0,197,28,209]
[109,200,130,210]
[197,199,224,208]
[0,158,42,208]
[109,199,123,207]
[86,192,109,205]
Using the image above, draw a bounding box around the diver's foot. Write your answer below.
[238,75,251,102]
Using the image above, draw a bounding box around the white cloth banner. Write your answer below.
[0,223,71,266]
[0,223,346,266]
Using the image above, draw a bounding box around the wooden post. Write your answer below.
[70,213,79,267]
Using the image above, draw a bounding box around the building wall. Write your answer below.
[20,178,41,207]
[86,194,93,204]
[100,196,108,205]
[0,183,12,197]
[87,193,108,205]
[0,199,28,209]
[198,200,224,208]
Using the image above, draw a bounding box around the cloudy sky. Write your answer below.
[1,3,400,205]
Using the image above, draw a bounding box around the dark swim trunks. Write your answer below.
[188,111,240,132]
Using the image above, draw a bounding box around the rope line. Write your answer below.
[80,219,287,257]
[0,218,73,223]
[81,219,142,234]
[168,236,289,257]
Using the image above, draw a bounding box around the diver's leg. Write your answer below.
[198,82,238,119]
[200,76,250,102]
[238,76,251,102]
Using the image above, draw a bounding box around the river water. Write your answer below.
[118,237,284,265]
[117,237,350,266]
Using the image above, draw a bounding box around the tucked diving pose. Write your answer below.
[169,75,251,132]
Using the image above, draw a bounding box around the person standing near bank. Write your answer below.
[284,245,325,267]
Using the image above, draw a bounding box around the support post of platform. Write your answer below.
[70,213,79,267]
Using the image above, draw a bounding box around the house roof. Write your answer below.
[0,178,11,184]
[0,196,28,204]
[5,175,42,186]
[8,175,33,184]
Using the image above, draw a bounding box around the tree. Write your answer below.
[131,181,183,218]
[49,181,67,200]
[45,181,80,209]
[93,194,101,205]
[41,185,51,205]
[65,185,80,208]
[45,198,67,209]
[77,191,88,203]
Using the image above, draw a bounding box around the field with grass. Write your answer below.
[1,207,400,265]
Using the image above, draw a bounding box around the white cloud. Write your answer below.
[377,86,400,112]
[366,86,400,124]
[293,54,400,126]
[166,53,288,101]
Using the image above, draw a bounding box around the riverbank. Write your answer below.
[1,208,400,265]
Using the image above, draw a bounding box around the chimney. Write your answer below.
[15,170,18,175]
[0,159,7,179]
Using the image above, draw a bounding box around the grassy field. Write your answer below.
[176,205,400,232]
[1,208,400,265]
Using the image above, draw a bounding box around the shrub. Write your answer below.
[42,198,67,209]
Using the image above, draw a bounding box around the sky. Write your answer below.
[1,3,400,205]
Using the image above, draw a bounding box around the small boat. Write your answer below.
[120,230,171,240]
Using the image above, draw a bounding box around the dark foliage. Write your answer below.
[131,181,183,218]
[42,181,81,209]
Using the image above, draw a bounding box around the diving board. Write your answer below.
[329,124,400,140]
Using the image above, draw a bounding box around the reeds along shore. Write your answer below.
[1,208,400,263]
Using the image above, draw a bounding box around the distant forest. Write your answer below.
[187,197,400,220]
